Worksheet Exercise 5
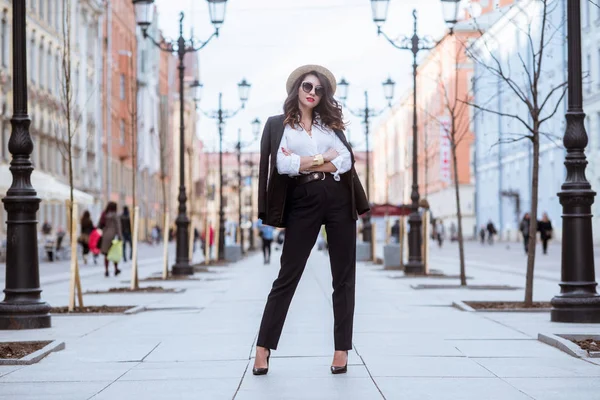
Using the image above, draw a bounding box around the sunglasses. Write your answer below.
[301,82,324,97]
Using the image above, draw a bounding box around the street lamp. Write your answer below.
[551,0,600,323]
[0,0,51,329]
[134,0,227,275]
[371,0,457,274]
[199,80,251,260]
[337,77,396,243]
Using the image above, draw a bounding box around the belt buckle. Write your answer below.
[313,173,319,180]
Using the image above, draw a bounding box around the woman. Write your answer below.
[79,211,95,265]
[254,65,369,376]
[99,202,122,277]
[538,212,553,255]
[120,206,132,262]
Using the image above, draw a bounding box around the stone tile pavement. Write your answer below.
[0,243,599,399]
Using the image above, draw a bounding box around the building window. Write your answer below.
[55,53,60,96]
[39,44,44,89]
[120,120,125,145]
[119,74,125,99]
[586,53,592,93]
[596,112,600,150]
[47,0,51,25]
[30,39,36,84]
[0,13,6,68]
[39,0,44,19]
[583,0,590,28]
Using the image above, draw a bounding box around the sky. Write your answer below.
[153,0,448,153]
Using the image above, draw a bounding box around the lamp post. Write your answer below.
[337,78,395,243]
[370,0,459,274]
[0,0,51,330]
[200,81,251,260]
[133,0,226,275]
[551,0,600,323]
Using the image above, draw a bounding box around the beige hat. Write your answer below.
[286,64,337,95]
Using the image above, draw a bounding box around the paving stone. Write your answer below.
[363,356,494,378]
[375,377,533,400]
[0,381,109,400]
[449,339,568,358]
[0,361,135,382]
[505,377,600,400]
[121,360,249,380]
[92,378,240,400]
[474,357,600,378]
[236,377,382,400]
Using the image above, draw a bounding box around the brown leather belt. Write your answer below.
[295,171,327,185]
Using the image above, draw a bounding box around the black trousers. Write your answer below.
[262,238,272,263]
[257,175,356,351]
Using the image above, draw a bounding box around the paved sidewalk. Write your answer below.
[1,245,600,399]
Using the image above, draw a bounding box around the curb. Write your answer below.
[0,340,65,365]
[452,300,476,312]
[538,333,600,358]
[124,305,146,315]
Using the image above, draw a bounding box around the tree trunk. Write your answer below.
[524,131,540,306]
[451,138,467,286]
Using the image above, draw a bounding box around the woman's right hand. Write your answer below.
[322,148,339,162]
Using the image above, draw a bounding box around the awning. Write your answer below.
[0,164,95,206]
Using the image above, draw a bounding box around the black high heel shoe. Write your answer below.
[252,348,271,376]
[330,351,348,374]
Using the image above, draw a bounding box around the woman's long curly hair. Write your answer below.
[283,71,345,131]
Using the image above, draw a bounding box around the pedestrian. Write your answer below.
[253,64,369,376]
[391,220,400,243]
[436,220,445,248]
[479,226,486,244]
[519,212,531,254]
[486,220,497,245]
[538,212,553,255]
[79,210,95,265]
[120,206,132,262]
[257,218,275,264]
[99,202,122,277]
[450,222,457,242]
[88,227,101,265]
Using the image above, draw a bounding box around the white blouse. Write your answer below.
[276,122,352,181]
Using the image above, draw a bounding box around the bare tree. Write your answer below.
[466,0,567,305]
[423,35,475,287]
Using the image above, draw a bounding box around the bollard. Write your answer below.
[188,219,195,262]
[385,218,391,244]
[162,213,169,279]
[399,216,405,269]
[422,212,430,274]
[371,222,377,262]
[130,206,140,290]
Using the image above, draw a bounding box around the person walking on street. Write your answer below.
[254,65,369,376]
[486,220,497,245]
[479,226,486,244]
[257,219,275,264]
[538,212,553,255]
[120,206,132,262]
[520,213,531,254]
[79,211,95,265]
[391,220,400,243]
[436,220,445,248]
[99,202,122,277]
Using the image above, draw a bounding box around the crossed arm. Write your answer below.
[281,147,339,173]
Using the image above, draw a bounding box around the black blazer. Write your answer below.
[258,114,370,228]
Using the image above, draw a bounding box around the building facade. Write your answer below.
[0,0,105,236]
[473,0,567,241]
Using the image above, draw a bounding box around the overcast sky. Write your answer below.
[154,0,448,153]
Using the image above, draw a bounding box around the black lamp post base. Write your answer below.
[404,261,425,275]
[171,264,194,276]
[0,301,51,330]
[551,295,600,323]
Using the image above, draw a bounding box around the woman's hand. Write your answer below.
[322,148,339,162]
[281,147,294,157]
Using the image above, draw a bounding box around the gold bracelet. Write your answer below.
[313,154,324,166]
